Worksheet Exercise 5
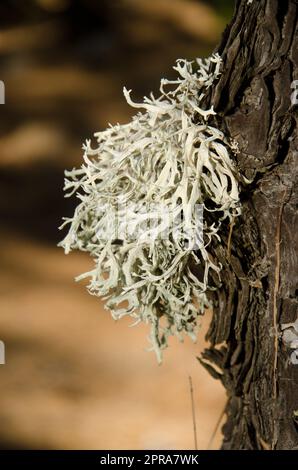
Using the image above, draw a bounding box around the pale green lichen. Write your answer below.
[281,320,298,365]
[59,53,241,362]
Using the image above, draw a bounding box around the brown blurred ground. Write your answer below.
[0,0,233,449]
[0,232,225,449]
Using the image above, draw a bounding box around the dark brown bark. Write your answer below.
[200,0,298,450]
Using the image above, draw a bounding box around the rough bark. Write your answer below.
[200,0,298,450]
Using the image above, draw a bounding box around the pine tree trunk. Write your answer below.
[200,0,298,450]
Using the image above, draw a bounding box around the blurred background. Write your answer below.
[0,0,235,450]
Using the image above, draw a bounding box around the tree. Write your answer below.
[199,0,298,450]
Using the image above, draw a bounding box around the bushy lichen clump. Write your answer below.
[59,53,241,362]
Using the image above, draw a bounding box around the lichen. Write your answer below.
[59,53,241,362]
[281,320,298,365]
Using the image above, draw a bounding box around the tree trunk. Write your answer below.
[200,0,298,450]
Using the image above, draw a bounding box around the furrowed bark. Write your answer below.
[200,0,298,450]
